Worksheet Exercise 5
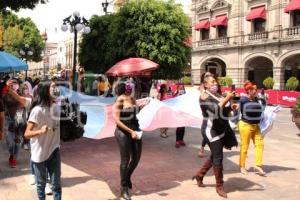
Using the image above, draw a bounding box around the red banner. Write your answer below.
[221,87,300,107]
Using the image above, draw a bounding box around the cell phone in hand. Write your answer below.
[231,84,236,91]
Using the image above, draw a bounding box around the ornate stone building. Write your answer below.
[191,0,300,89]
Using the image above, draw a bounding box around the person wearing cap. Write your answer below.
[239,81,266,176]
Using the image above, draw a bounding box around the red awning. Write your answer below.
[194,19,210,31]
[211,15,228,27]
[246,6,266,21]
[284,0,300,13]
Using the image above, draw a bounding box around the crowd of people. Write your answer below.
[0,71,269,200]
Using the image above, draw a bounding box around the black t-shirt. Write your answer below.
[240,96,264,124]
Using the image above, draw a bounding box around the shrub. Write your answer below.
[218,76,233,87]
[263,77,274,89]
[182,76,191,84]
[286,77,299,91]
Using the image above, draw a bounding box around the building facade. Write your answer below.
[191,0,300,89]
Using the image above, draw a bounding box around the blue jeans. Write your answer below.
[5,116,21,156]
[32,148,62,200]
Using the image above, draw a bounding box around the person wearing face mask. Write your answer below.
[113,82,142,200]
[17,84,33,150]
[3,79,23,168]
[239,81,266,176]
[25,81,62,200]
[192,72,236,198]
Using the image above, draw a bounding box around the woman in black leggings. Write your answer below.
[113,82,142,200]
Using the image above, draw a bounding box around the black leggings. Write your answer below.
[205,134,224,167]
[115,130,142,187]
[176,127,185,141]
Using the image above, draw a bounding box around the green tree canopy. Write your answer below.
[79,0,191,79]
[0,12,44,62]
[0,0,47,12]
[79,14,116,74]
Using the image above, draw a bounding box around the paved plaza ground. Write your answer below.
[0,107,300,200]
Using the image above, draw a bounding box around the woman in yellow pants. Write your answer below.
[239,81,266,176]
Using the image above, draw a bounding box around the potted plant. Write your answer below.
[286,77,299,91]
[291,96,300,129]
[263,77,275,89]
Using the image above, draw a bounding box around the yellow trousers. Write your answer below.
[238,120,264,168]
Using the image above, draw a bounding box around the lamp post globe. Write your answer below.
[75,23,84,31]
[73,11,80,17]
[61,24,68,32]
[83,26,91,34]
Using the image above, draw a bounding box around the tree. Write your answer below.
[0,0,47,12]
[1,12,44,62]
[79,14,116,73]
[79,0,191,79]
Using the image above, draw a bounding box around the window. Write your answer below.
[293,10,300,26]
[217,26,227,37]
[201,29,209,40]
[253,19,266,33]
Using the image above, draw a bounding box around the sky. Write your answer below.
[17,0,191,43]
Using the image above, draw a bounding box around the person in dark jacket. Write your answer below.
[192,72,236,198]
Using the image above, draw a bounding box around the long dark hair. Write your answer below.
[29,82,52,113]
[115,82,126,96]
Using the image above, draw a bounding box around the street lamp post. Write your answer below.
[41,31,48,80]
[19,44,33,79]
[61,11,91,91]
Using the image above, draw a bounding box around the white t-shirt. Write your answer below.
[28,105,60,163]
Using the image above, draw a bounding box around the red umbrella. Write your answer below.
[106,57,159,77]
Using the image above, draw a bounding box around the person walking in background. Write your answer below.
[98,76,110,96]
[113,82,143,200]
[175,83,187,148]
[92,77,98,96]
[239,81,266,176]
[157,83,169,138]
[192,72,236,198]
[25,81,62,200]
[18,83,32,150]
[3,79,23,168]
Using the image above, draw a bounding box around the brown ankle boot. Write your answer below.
[213,166,227,198]
[192,159,212,187]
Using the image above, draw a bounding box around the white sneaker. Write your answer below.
[45,183,52,195]
[29,175,36,185]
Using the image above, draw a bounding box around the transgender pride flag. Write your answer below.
[60,87,279,139]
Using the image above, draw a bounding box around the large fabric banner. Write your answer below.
[60,87,279,139]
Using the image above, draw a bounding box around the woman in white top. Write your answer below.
[25,81,61,200]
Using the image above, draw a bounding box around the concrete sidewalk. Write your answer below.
[0,108,300,200]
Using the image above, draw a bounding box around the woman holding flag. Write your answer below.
[192,72,236,198]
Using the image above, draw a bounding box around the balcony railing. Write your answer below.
[193,37,229,48]
[286,26,300,37]
[248,32,268,41]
